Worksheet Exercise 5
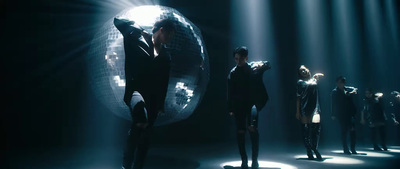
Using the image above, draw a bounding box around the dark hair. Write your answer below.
[233,46,248,57]
[152,18,176,33]
[336,76,346,83]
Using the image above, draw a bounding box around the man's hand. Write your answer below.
[229,112,234,116]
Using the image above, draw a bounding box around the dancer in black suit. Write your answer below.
[114,17,176,169]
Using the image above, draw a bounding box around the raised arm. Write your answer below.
[113,17,144,37]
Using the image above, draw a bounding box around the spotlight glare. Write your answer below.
[295,155,364,164]
[386,149,400,153]
[124,5,163,27]
[220,160,297,169]
[360,149,395,157]
[332,150,393,157]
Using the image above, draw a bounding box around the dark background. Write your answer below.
[2,0,400,163]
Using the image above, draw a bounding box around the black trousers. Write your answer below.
[122,92,157,169]
[233,104,259,164]
[371,125,387,149]
[339,120,356,152]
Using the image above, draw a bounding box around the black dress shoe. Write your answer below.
[314,150,322,161]
[251,161,259,169]
[307,153,314,160]
[350,149,358,154]
[374,147,383,151]
[344,150,351,155]
[307,150,314,160]
[241,161,249,169]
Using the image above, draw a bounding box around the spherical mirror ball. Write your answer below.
[87,5,209,126]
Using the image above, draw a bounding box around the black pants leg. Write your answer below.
[371,127,380,149]
[122,125,142,169]
[133,97,159,169]
[133,128,151,169]
[340,124,349,153]
[237,130,247,164]
[123,92,150,169]
[349,118,357,153]
[249,130,259,168]
[248,107,259,168]
[350,129,356,152]
[234,104,253,168]
[379,125,387,150]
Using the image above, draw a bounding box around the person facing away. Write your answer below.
[113,17,176,169]
[331,76,358,154]
[296,65,324,160]
[360,88,388,151]
[227,46,270,169]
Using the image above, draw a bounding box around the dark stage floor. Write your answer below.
[3,143,400,169]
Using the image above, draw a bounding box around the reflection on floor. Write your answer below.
[3,143,400,169]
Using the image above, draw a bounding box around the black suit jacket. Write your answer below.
[114,17,170,113]
[331,87,357,124]
[227,61,270,112]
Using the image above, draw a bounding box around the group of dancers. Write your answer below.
[229,46,400,168]
[114,16,400,169]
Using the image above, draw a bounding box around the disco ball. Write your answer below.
[87,5,209,126]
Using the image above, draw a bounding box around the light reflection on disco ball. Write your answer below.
[87,5,209,126]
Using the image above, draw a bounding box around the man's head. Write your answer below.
[152,18,176,44]
[336,76,346,89]
[233,46,248,67]
[298,65,311,79]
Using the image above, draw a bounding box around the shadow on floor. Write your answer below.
[295,157,331,162]
[331,152,368,156]
[145,154,200,169]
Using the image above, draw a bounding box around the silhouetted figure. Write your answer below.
[227,46,270,169]
[296,65,324,160]
[389,91,400,142]
[360,88,388,151]
[114,17,176,169]
[390,91,400,124]
[331,76,358,154]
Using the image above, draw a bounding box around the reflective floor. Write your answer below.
[3,143,400,169]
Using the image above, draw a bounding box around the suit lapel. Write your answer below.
[137,36,154,58]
